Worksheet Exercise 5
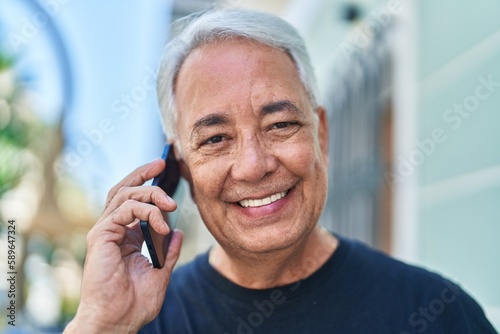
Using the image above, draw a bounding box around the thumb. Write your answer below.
[161,229,184,277]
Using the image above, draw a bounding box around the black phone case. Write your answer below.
[140,143,180,268]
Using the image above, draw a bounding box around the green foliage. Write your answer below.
[0,140,27,198]
[0,52,13,71]
[0,108,32,147]
[0,51,37,198]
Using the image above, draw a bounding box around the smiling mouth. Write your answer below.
[238,190,290,208]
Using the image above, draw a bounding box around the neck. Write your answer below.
[209,226,338,289]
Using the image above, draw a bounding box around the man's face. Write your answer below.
[174,39,329,254]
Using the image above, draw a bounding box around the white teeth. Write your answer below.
[239,191,287,208]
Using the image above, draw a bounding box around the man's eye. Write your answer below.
[203,135,224,145]
[273,121,297,129]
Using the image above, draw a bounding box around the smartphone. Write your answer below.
[140,143,180,268]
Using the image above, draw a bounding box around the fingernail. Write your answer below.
[165,195,175,203]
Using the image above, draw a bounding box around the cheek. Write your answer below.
[189,159,227,200]
[273,132,321,177]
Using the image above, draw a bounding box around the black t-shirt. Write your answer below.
[140,235,497,333]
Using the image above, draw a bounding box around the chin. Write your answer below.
[225,219,314,255]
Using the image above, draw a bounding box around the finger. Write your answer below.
[118,220,145,256]
[97,200,170,240]
[106,159,166,206]
[102,185,177,220]
[161,229,184,275]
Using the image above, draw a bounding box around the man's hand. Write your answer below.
[65,159,183,333]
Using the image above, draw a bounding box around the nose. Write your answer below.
[230,135,278,183]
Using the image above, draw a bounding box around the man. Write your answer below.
[65,9,496,334]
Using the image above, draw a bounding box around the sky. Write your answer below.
[0,0,174,208]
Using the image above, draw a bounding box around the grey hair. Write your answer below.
[156,8,319,141]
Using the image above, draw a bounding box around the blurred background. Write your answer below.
[0,0,499,332]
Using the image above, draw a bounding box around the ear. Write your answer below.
[315,106,329,165]
[173,143,197,204]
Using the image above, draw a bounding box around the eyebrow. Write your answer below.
[191,113,230,139]
[260,100,304,116]
[189,100,304,139]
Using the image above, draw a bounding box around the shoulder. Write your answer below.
[335,236,496,333]
[338,236,464,301]
[338,236,452,288]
